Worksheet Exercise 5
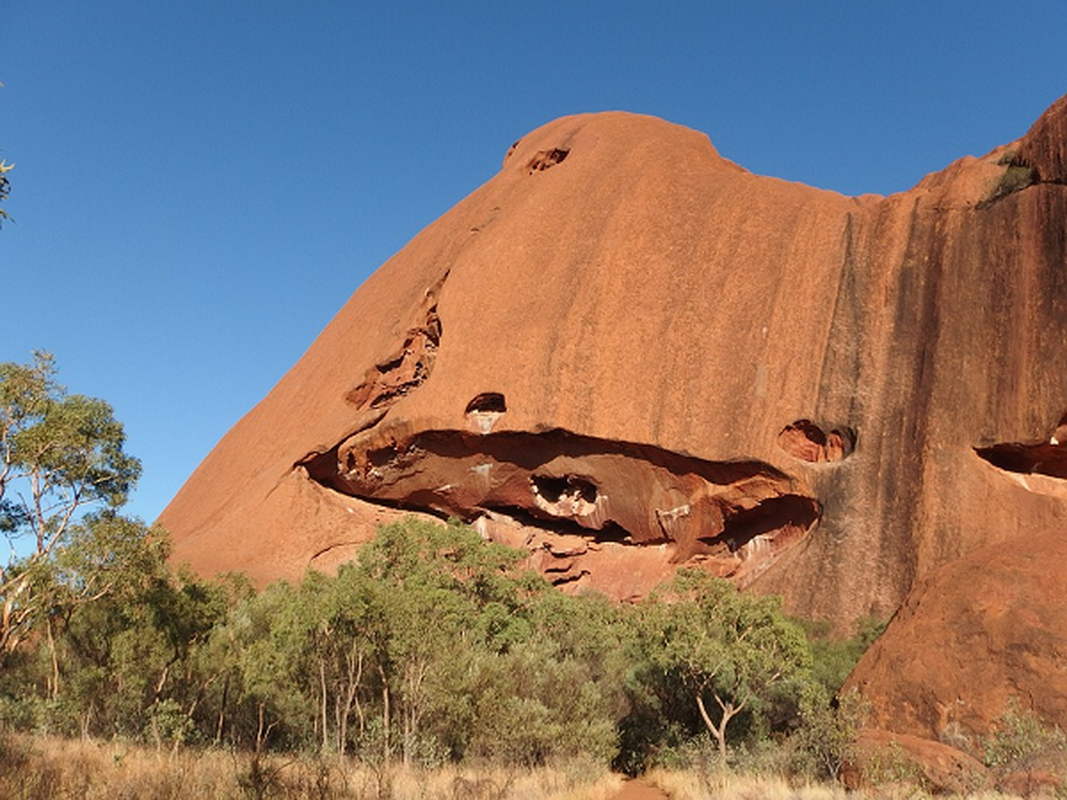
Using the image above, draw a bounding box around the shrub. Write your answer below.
[983,702,1067,789]
[792,687,869,782]
[861,739,928,792]
[983,163,1036,206]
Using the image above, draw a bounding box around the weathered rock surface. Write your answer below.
[847,529,1067,750]
[840,729,989,795]
[161,97,1067,736]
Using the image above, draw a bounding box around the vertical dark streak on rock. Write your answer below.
[799,213,865,609]
[1035,189,1067,387]
[879,198,937,594]
[816,213,863,425]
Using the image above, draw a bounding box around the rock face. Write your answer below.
[846,530,1067,750]
[162,99,1067,708]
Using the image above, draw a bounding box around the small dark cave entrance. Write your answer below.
[526,147,570,174]
[530,474,598,504]
[974,442,1067,480]
[777,419,855,463]
[974,411,1067,480]
[465,392,507,414]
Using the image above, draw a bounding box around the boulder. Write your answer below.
[847,529,1067,749]
[840,729,988,795]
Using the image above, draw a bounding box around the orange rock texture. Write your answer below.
[841,730,988,795]
[846,529,1067,747]
[161,96,1067,737]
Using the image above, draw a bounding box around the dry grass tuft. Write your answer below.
[641,766,1045,800]
[644,767,849,800]
[0,735,621,800]
[0,736,1042,800]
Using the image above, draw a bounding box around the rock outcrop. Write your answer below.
[841,730,989,795]
[161,96,1067,740]
[846,529,1067,749]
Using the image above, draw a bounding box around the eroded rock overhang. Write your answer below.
[299,425,821,585]
[974,413,1067,495]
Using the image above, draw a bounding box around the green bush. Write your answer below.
[801,615,887,696]
[984,163,1036,206]
[792,686,869,781]
[861,739,929,792]
[984,702,1067,786]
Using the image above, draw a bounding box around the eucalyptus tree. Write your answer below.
[0,352,141,659]
[637,568,811,765]
[352,517,532,766]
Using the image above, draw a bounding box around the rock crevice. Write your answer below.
[344,271,449,410]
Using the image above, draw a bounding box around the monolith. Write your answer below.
[161,97,1067,745]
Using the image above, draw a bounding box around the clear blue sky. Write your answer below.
[3,2,1065,524]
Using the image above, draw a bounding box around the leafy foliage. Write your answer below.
[629,569,811,766]
[0,353,141,658]
[792,687,869,781]
[984,701,1067,786]
[801,614,887,696]
[982,159,1037,206]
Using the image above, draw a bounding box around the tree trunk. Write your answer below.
[402,712,411,769]
[149,664,172,753]
[319,657,329,754]
[337,646,363,757]
[215,673,230,746]
[46,615,60,700]
[378,663,391,764]
[696,692,739,768]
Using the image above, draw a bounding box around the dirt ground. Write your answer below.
[610,778,670,800]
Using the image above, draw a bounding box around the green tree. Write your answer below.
[40,513,171,702]
[43,527,229,746]
[352,518,532,766]
[637,569,811,766]
[0,352,141,658]
[463,597,627,768]
[228,570,378,757]
[225,517,630,767]
[211,519,536,763]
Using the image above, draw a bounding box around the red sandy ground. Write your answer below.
[610,778,669,800]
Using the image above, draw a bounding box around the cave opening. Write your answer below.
[974,442,1067,479]
[465,392,507,414]
[531,474,598,504]
[367,445,398,468]
[527,147,570,174]
[777,419,855,463]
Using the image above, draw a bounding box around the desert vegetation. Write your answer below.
[2,352,1065,798]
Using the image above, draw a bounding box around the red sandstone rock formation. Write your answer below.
[161,95,1067,746]
[841,730,988,795]
[846,529,1067,750]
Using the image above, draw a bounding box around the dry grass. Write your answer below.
[0,737,1044,800]
[641,767,1043,800]
[644,767,849,800]
[0,735,622,800]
